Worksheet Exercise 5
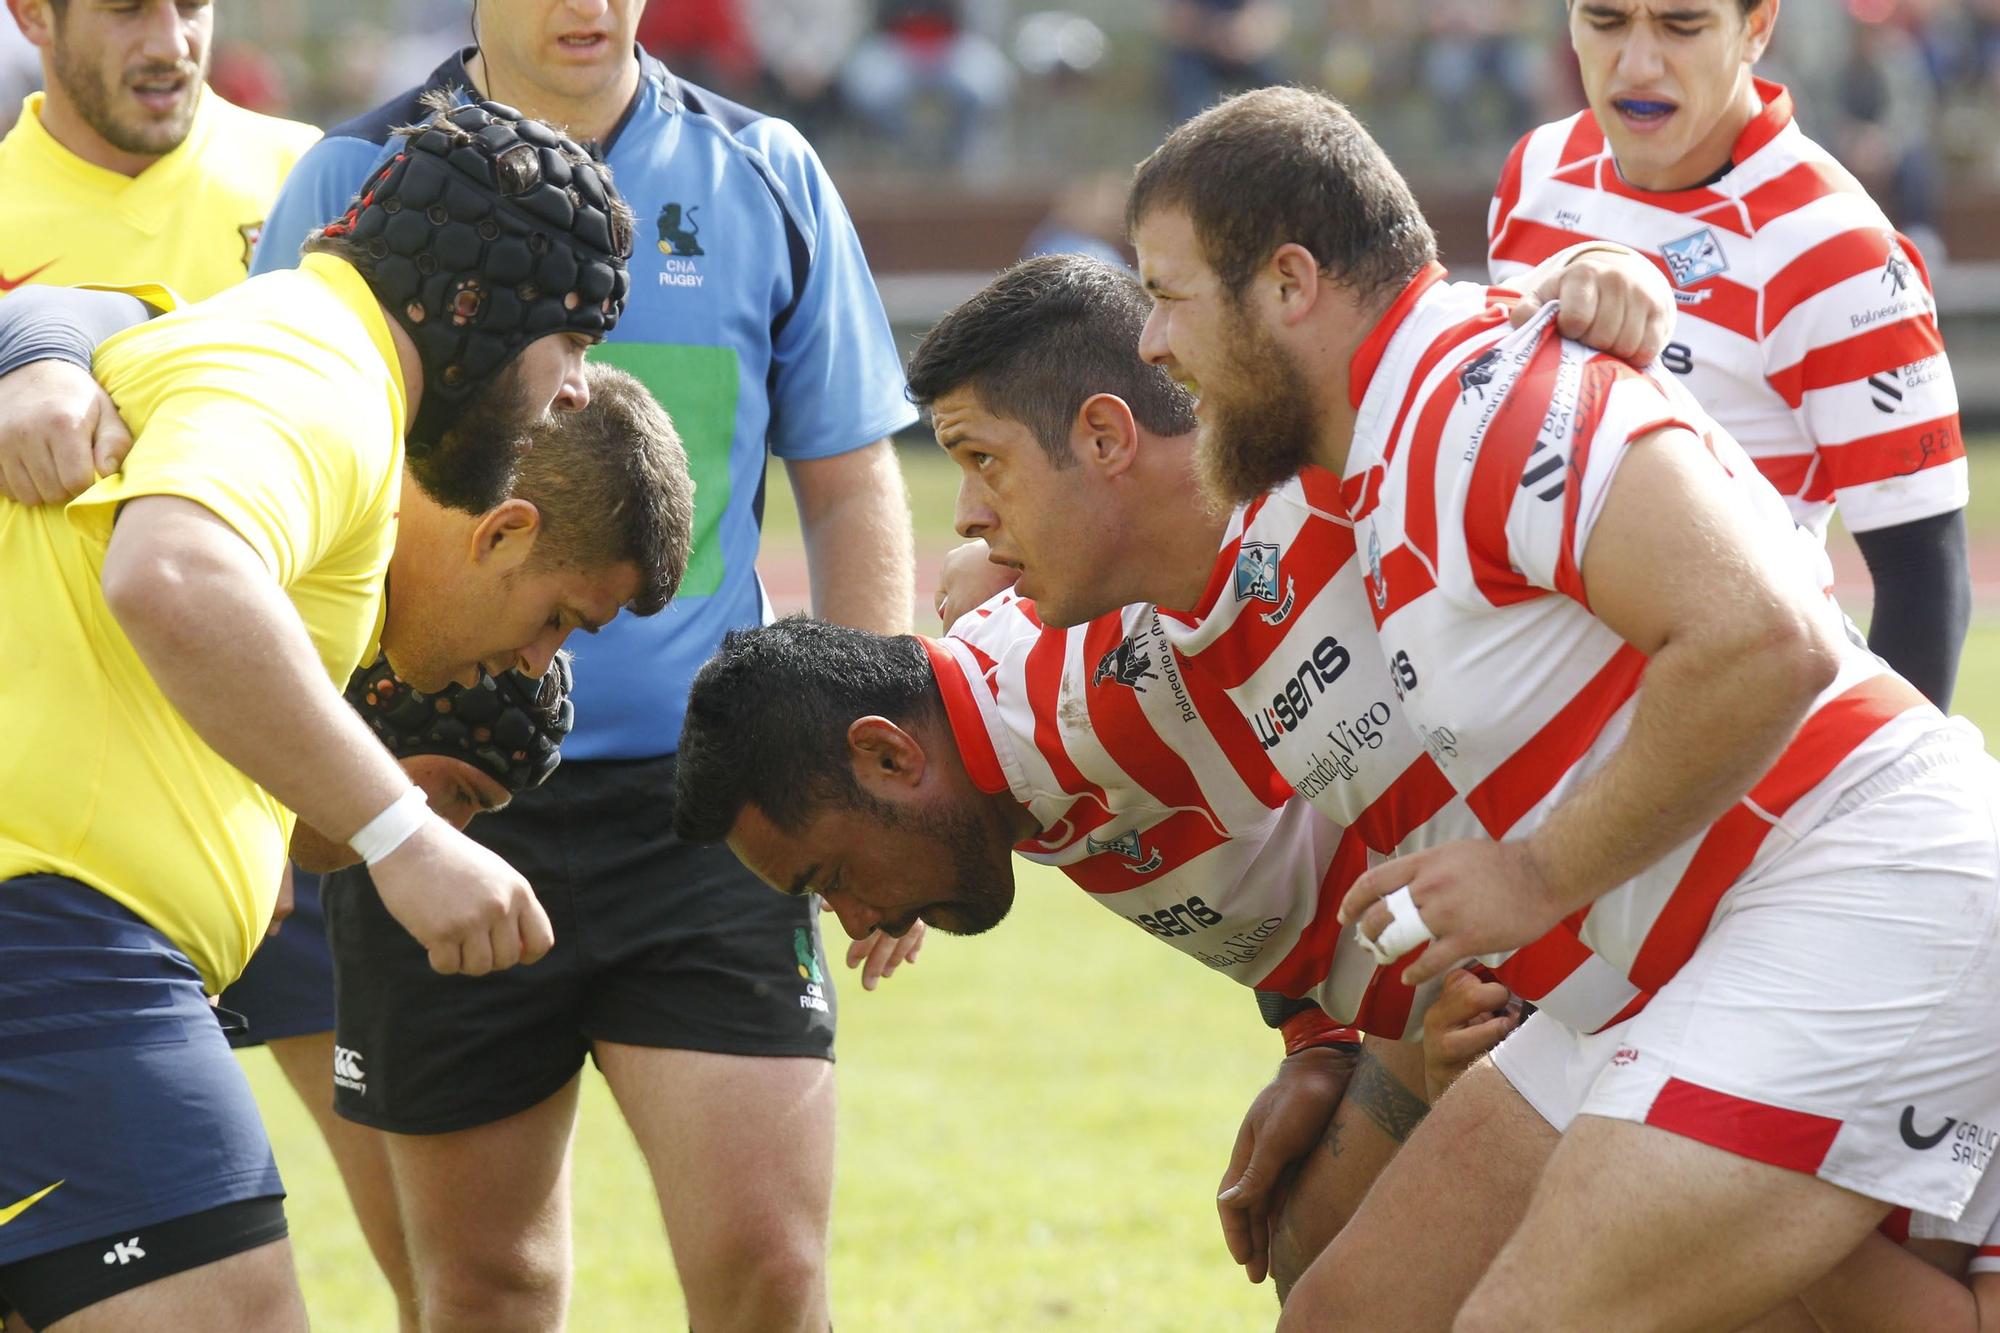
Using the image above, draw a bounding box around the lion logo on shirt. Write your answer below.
[656,202,704,256]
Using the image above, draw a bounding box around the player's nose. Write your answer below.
[954,479,994,540]
[822,893,881,941]
[1138,305,1172,368]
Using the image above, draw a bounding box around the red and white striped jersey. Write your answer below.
[1489,80,1966,539]
[925,592,1448,1038]
[1343,265,1950,995]
[1154,470,1648,1033]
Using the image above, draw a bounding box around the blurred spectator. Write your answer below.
[1825,7,1946,256]
[1161,0,1288,125]
[744,0,866,140]
[1419,0,1542,153]
[841,0,1015,168]
[210,40,290,116]
[1021,169,1129,266]
[639,0,760,96]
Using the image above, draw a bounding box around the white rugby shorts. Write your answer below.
[1494,723,2000,1218]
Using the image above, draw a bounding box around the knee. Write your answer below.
[416,1250,566,1330]
[682,1227,826,1330]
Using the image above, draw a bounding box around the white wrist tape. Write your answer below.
[1356,886,1436,967]
[350,787,431,867]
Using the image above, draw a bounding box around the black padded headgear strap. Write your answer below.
[344,653,575,794]
[323,100,632,445]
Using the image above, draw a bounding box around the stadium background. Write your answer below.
[3,0,1989,1325]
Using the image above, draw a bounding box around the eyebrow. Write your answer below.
[787,864,820,897]
[1580,3,1711,17]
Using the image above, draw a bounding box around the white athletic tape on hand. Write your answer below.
[1356,886,1436,967]
[351,786,431,867]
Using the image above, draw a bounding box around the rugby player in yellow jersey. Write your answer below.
[0,100,679,1331]
[0,5,418,1320]
[0,0,318,304]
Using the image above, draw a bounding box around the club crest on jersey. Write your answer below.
[1234,542,1297,625]
[1661,228,1728,289]
[1366,529,1386,611]
[1085,829,1164,873]
[1092,635,1159,692]
[656,202,707,288]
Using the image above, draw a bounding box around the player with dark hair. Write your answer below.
[1127,84,2000,1331]
[1490,0,1970,706]
[0,99,679,1330]
[247,5,919,1329]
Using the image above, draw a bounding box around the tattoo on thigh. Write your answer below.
[1320,1111,1346,1159]
[1348,1051,1429,1144]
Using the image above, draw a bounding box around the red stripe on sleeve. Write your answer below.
[1644,1077,1842,1176]
[1466,644,1647,838]
[1630,673,1928,990]
[1762,227,1899,337]
[1464,322,1565,607]
[1766,317,1947,409]
[1816,416,1965,491]
[919,637,1010,795]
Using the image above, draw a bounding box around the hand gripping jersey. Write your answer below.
[0,88,318,302]
[1488,80,1965,539]
[1343,265,1950,996]
[1154,469,1648,1033]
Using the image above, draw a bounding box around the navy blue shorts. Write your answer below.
[217,871,336,1048]
[0,876,284,1266]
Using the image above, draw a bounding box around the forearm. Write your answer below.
[105,500,413,843]
[0,285,153,376]
[1526,626,1825,909]
[1855,508,1970,709]
[1799,1233,1980,1333]
[790,439,916,634]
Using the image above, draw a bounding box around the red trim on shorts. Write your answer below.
[1280,1006,1365,1055]
[1466,644,1647,838]
[1644,1076,1842,1176]
[1878,1207,1913,1243]
[1349,264,1448,409]
[1630,672,1929,990]
[919,637,1010,795]
[1765,318,1947,410]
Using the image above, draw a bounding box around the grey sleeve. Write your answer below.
[0,285,156,377]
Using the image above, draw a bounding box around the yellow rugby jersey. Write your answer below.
[0,87,319,301]
[0,253,406,991]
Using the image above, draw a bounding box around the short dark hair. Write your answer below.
[516,362,693,616]
[904,254,1197,464]
[1127,86,1436,304]
[674,618,942,843]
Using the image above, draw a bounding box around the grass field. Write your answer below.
[245,442,2000,1331]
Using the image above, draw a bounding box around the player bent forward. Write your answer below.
[1126,85,2000,1331]
[0,105,694,1330]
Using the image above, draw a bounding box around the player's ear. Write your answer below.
[8,1,56,50]
[848,716,927,792]
[1744,0,1779,61]
[470,497,542,573]
[1268,242,1323,326]
[1072,392,1141,477]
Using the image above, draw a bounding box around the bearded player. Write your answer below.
[1489,0,1970,705]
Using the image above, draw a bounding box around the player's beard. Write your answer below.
[407,359,548,514]
[51,42,202,160]
[1194,310,1321,508]
[877,794,1018,937]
